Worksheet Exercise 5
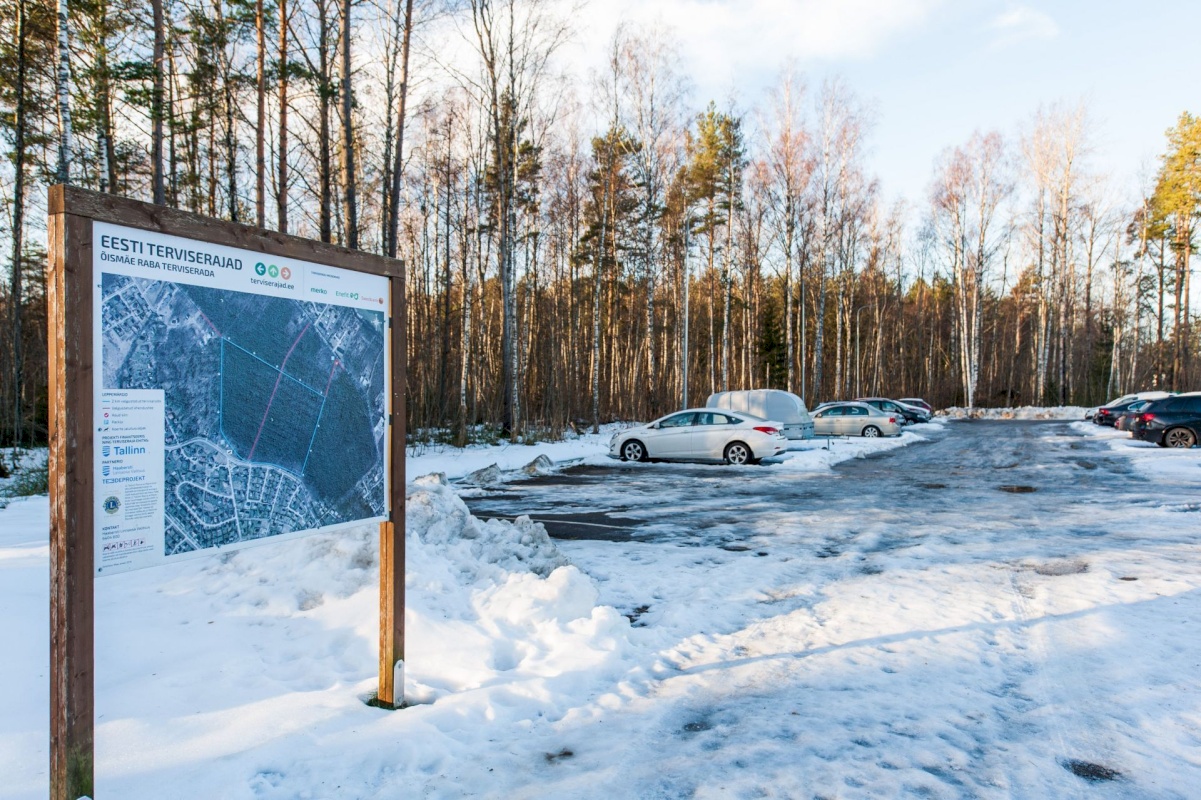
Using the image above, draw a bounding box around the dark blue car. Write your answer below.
[1131,393,1201,447]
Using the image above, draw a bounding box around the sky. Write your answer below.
[561,0,1201,211]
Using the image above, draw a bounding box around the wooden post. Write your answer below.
[48,193,95,800]
[378,272,407,708]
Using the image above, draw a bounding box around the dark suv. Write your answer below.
[1131,394,1201,447]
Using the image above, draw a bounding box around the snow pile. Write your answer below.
[406,427,617,480]
[941,405,1088,420]
[406,472,569,581]
[404,473,632,707]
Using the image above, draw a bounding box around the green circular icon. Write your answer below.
[268,265,280,278]
[255,262,266,276]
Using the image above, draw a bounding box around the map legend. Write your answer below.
[94,389,166,574]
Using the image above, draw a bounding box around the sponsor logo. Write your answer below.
[335,291,360,300]
[102,445,111,457]
[310,287,328,295]
[102,465,111,476]
[268,264,280,278]
[280,267,292,280]
[103,496,121,515]
[255,262,267,276]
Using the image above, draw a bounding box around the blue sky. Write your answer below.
[569,0,1201,208]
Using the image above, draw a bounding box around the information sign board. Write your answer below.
[48,186,408,800]
[92,222,390,574]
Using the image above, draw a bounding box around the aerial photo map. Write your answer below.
[100,273,388,557]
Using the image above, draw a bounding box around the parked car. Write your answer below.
[1130,393,1201,448]
[1089,391,1172,423]
[1114,400,1152,433]
[1094,392,1174,427]
[899,398,933,413]
[609,408,788,465]
[811,402,902,438]
[707,389,814,440]
[855,397,930,424]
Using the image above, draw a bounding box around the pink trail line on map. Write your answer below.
[247,321,312,461]
[199,311,221,335]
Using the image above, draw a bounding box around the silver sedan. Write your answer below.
[811,402,903,438]
[609,409,788,465]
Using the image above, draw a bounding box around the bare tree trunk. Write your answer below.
[386,0,414,258]
[152,0,166,203]
[96,0,118,193]
[255,0,266,227]
[682,226,690,407]
[217,0,237,221]
[56,0,72,184]
[340,0,358,248]
[277,0,289,232]
[592,196,606,432]
[318,2,333,242]
[9,0,29,454]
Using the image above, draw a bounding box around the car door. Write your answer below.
[812,406,841,436]
[647,412,697,457]
[693,412,736,459]
[845,405,870,434]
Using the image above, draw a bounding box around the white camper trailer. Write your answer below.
[707,389,815,440]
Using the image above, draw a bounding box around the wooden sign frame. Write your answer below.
[47,185,407,800]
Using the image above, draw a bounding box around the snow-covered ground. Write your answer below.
[1072,420,1201,485]
[3,415,1200,798]
[0,448,48,507]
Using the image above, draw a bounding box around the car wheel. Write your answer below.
[1165,427,1197,448]
[862,425,881,438]
[724,441,752,465]
[621,439,647,462]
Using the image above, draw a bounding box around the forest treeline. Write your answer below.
[1,0,1198,448]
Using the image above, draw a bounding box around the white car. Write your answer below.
[609,408,788,465]
[811,402,903,438]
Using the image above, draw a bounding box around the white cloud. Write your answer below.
[988,5,1059,47]
[561,0,944,102]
